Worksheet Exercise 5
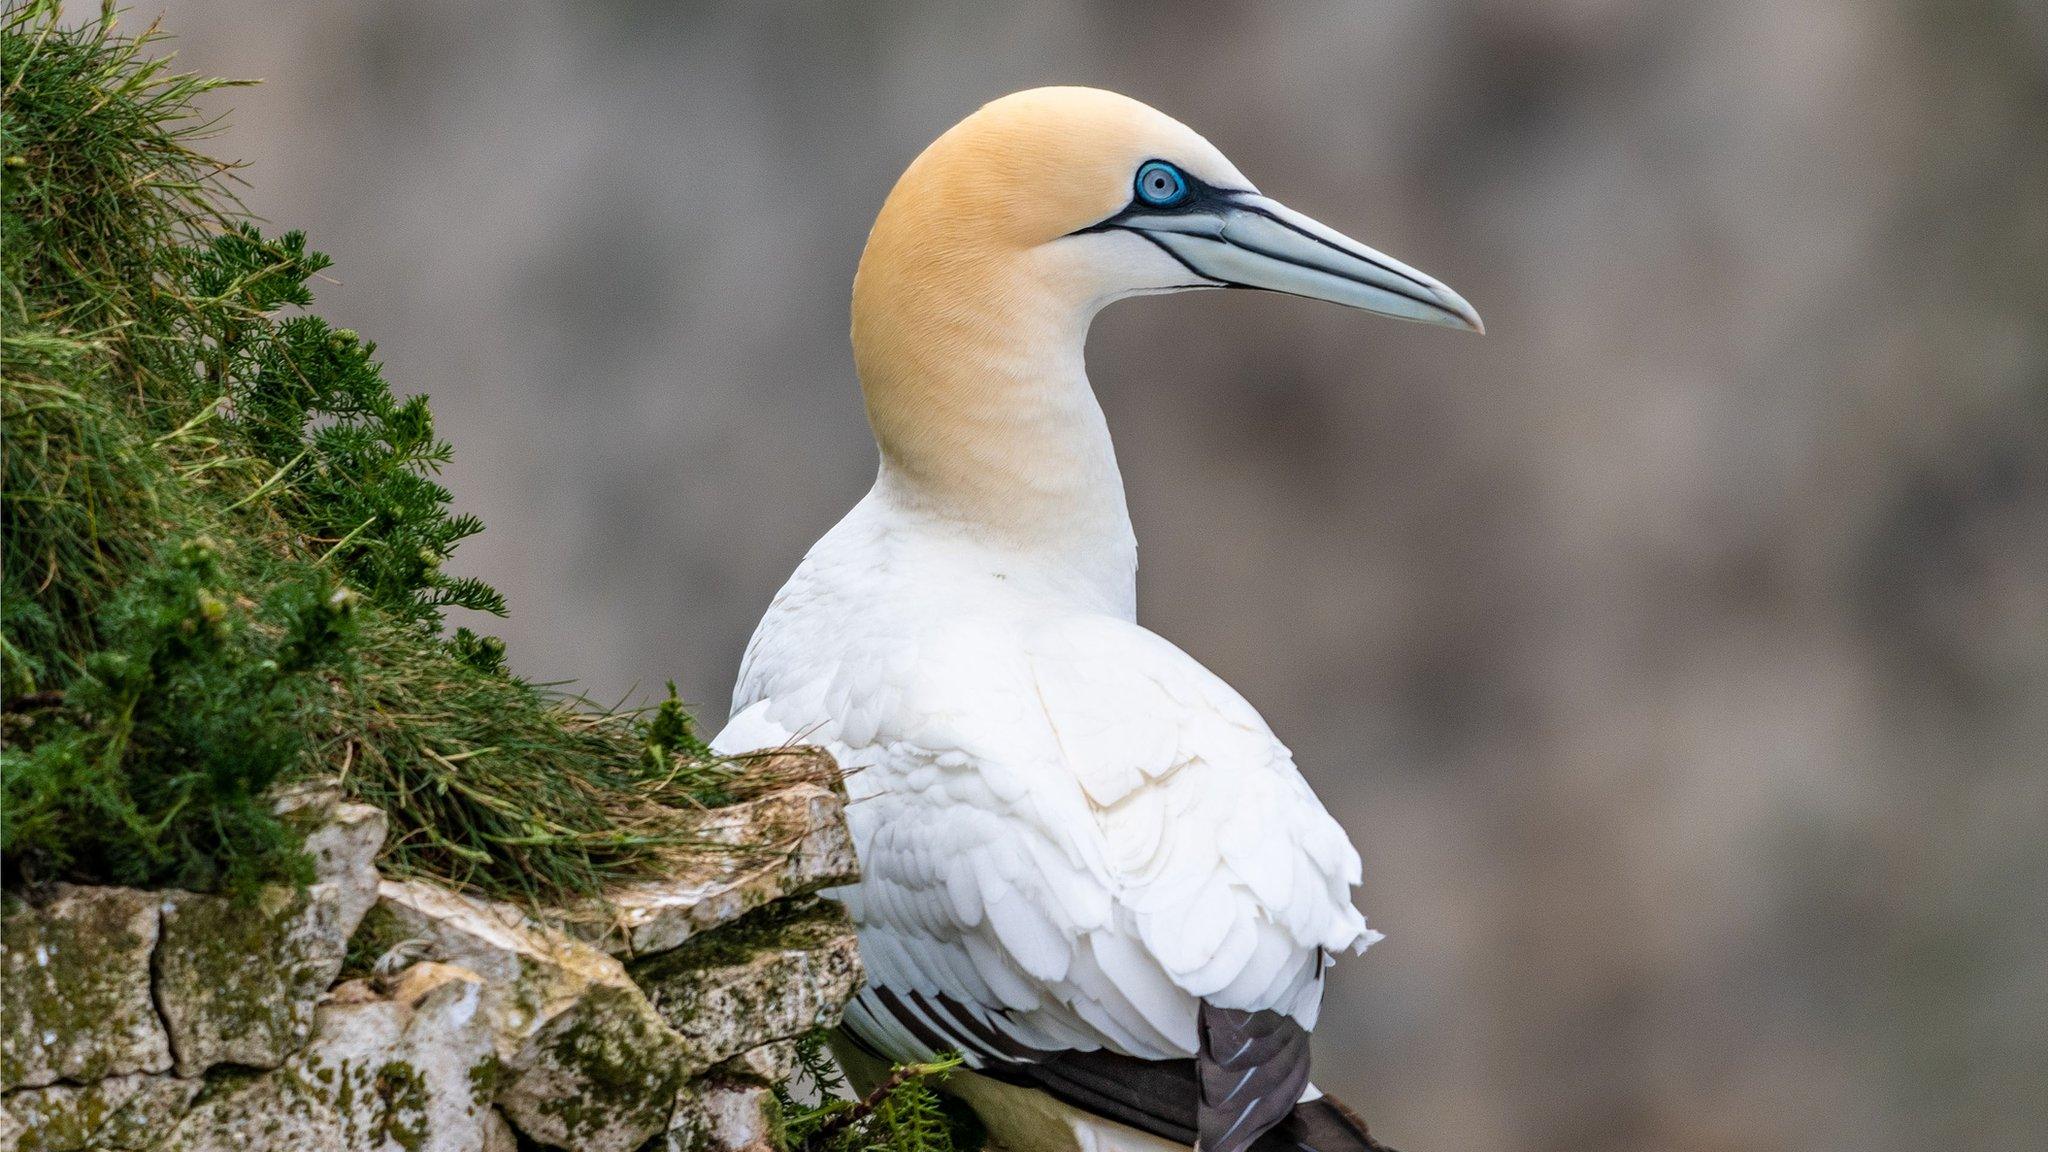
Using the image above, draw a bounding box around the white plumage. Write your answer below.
[709,86,1476,1152]
[714,487,1379,1072]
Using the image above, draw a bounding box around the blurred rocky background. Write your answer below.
[124,2,2045,1149]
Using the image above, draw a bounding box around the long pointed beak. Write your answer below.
[1119,192,1483,333]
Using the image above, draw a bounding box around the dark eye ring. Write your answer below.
[1135,160,1190,207]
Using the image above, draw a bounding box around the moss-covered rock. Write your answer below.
[372,879,693,1152]
[153,798,386,1075]
[0,1072,198,1152]
[1,781,869,1152]
[0,886,170,1091]
[633,900,864,1070]
[501,982,689,1152]
[156,963,496,1152]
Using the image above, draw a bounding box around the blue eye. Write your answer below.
[1134,160,1190,207]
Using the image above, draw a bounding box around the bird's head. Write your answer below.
[851,87,1479,533]
[853,88,1479,380]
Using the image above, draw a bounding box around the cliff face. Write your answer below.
[0,12,877,1148]
[1,749,864,1152]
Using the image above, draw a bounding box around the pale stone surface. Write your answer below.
[662,1079,778,1152]
[374,879,691,1152]
[154,801,386,1076]
[157,963,497,1152]
[298,798,389,931]
[479,1108,519,1152]
[635,900,864,1070]
[381,960,477,1006]
[689,751,840,855]
[0,886,170,1091]
[720,1039,803,1087]
[567,776,860,958]
[327,978,384,1006]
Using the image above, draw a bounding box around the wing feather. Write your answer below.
[718,611,1376,1073]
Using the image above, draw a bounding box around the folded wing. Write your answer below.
[716,611,1377,1150]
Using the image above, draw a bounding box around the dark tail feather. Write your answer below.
[1197,1004,1313,1152]
[1250,1093,1399,1152]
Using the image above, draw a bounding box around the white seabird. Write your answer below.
[713,86,1481,1152]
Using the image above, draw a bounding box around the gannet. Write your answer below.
[713,87,1480,1152]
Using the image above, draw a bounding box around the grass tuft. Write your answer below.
[1,1,746,902]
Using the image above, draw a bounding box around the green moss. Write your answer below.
[466,1052,505,1107]
[372,1060,432,1152]
[0,890,161,1087]
[522,986,687,1144]
[324,1053,356,1120]
[629,897,849,985]
[339,902,406,981]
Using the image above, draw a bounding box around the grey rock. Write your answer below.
[661,1078,777,1152]
[635,900,864,1070]
[374,879,691,1152]
[157,962,497,1152]
[0,886,170,1091]
[154,801,386,1076]
[561,763,859,958]
[0,1073,199,1152]
[478,1108,518,1152]
[719,1039,803,1087]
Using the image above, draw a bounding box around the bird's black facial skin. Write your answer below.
[1069,159,1461,317]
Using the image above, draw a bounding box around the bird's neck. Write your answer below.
[854,250,1137,615]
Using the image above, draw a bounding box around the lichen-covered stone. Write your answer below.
[661,1078,777,1152]
[0,886,170,1091]
[717,1039,802,1087]
[2,778,867,1152]
[373,879,692,1152]
[0,1073,200,1152]
[156,962,496,1152]
[634,901,863,1070]
[154,801,386,1076]
[564,773,859,958]
[498,982,690,1152]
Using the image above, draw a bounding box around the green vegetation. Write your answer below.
[0,2,739,901]
[777,1033,975,1152]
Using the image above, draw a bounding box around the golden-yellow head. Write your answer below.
[854,85,1478,333]
[851,87,1479,499]
[859,87,1249,262]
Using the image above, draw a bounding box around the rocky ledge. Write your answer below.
[1,750,863,1152]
